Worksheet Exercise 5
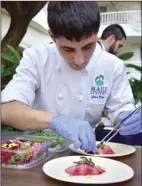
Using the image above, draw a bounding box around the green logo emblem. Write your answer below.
[95,75,104,86]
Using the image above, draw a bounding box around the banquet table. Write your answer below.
[2,146,142,186]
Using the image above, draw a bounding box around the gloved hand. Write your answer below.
[117,109,141,135]
[50,115,97,153]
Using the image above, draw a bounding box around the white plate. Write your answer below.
[43,156,134,184]
[69,141,136,157]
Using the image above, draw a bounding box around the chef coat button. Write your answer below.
[58,93,63,100]
[78,95,83,101]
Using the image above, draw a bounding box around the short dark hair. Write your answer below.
[48,2,100,41]
[101,24,126,40]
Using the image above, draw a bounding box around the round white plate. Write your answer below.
[43,156,134,184]
[69,141,136,157]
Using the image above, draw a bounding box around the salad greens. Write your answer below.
[26,130,66,149]
[33,130,60,137]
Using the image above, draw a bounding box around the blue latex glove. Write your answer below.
[118,109,142,135]
[50,115,97,153]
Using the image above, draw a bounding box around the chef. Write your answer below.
[1,2,141,153]
[97,24,127,128]
[97,24,126,55]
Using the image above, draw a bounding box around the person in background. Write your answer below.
[96,24,142,146]
[1,2,141,152]
[97,24,126,55]
[97,24,127,128]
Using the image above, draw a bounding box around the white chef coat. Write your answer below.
[1,43,135,125]
[97,40,105,50]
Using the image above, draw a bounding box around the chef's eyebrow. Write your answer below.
[61,42,95,50]
[82,42,95,49]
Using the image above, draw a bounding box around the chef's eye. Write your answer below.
[82,44,94,51]
[63,48,74,53]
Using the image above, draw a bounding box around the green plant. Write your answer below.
[1,45,22,89]
[129,78,142,104]
[118,52,142,104]
[118,52,134,61]
[126,63,142,104]
[126,64,142,72]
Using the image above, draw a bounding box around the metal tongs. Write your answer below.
[97,106,141,149]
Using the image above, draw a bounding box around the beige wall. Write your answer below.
[98,2,141,12]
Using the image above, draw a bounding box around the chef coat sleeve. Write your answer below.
[104,59,135,123]
[1,47,40,107]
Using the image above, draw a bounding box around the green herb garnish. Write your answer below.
[73,157,95,167]
[97,142,104,148]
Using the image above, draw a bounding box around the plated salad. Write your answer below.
[1,137,49,168]
[24,130,69,152]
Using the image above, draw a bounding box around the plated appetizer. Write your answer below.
[96,143,115,154]
[65,157,105,176]
[87,143,115,155]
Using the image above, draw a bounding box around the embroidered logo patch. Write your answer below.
[91,75,107,99]
[95,75,104,86]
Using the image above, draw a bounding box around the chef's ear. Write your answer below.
[109,34,116,43]
[48,29,56,43]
